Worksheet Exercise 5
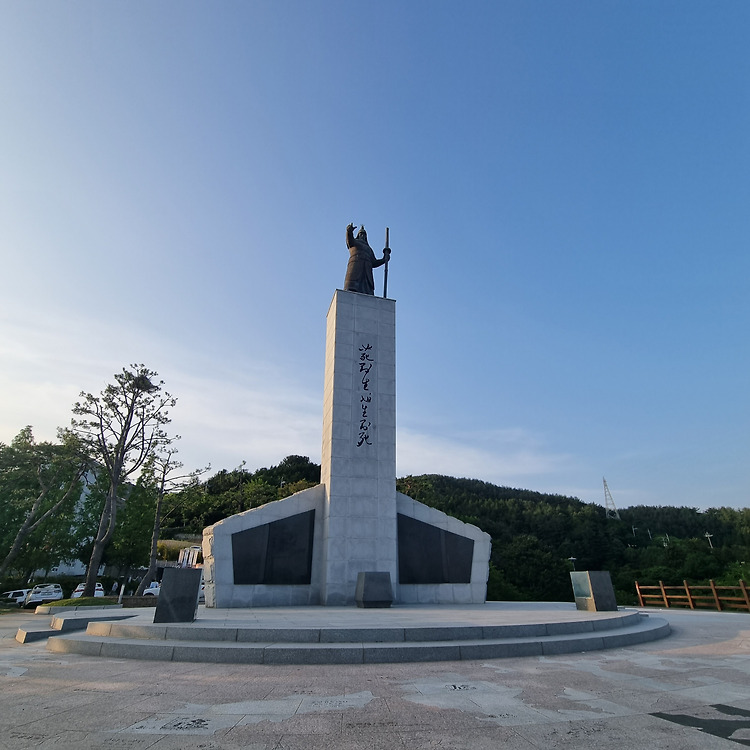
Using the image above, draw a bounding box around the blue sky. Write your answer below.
[1,2,748,511]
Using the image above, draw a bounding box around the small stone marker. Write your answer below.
[570,570,618,611]
[355,571,393,608]
[153,568,202,623]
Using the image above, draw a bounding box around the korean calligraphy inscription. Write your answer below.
[357,343,374,447]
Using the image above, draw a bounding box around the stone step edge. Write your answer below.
[15,612,137,644]
[87,611,646,644]
[35,604,124,615]
[47,618,670,664]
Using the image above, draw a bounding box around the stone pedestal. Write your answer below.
[321,291,397,604]
[355,572,393,608]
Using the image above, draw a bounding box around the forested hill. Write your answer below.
[167,459,750,605]
[396,474,750,603]
[397,474,597,544]
[398,474,611,601]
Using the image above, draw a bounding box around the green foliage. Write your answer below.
[107,477,157,570]
[716,561,750,585]
[167,456,321,535]
[0,427,88,578]
[157,539,196,561]
[486,563,524,601]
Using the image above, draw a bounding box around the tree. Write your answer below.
[134,448,209,596]
[107,476,157,574]
[0,427,88,580]
[71,365,175,596]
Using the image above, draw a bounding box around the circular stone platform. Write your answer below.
[45,602,670,664]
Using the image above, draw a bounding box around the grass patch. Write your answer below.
[0,602,20,615]
[53,597,120,607]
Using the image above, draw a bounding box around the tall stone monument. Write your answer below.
[320,290,397,604]
[203,226,490,607]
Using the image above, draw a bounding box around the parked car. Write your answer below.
[143,582,160,596]
[71,582,105,598]
[1,589,31,606]
[23,584,64,608]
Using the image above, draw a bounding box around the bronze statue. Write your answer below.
[344,223,391,296]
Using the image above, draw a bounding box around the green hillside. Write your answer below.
[165,458,750,605]
[397,474,750,604]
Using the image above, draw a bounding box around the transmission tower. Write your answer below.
[603,477,621,520]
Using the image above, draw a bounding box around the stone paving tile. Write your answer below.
[381,698,485,731]
[17,708,154,736]
[1,730,52,749]
[546,683,709,715]
[151,734,274,750]
[120,694,203,714]
[36,731,162,750]
[237,712,344,735]
[245,729,404,750]
[398,727,536,749]
[0,703,86,734]
[513,713,738,749]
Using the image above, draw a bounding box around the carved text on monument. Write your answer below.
[357,343,374,447]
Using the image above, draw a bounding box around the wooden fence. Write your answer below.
[635,579,750,612]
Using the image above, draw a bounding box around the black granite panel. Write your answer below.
[397,513,474,584]
[232,510,315,586]
[153,567,202,623]
[232,523,269,585]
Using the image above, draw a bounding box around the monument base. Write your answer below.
[202,289,491,608]
[202,487,491,607]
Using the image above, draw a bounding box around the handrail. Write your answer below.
[635,579,750,612]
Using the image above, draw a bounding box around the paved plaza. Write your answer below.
[1,604,750,749]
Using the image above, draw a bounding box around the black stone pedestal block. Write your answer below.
[355,572,393,608]
[153,568,203,623]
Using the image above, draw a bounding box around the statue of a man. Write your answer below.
[343,223,390,295]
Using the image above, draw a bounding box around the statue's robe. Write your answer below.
[344,227,384,295]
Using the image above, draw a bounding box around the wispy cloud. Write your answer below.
[166,367,322,473]
[396,426,576,487]
[1,308,579,490]
[0,308,323,472]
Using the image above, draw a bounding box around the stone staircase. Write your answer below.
[46,609,669,664]
[16,607,136,644]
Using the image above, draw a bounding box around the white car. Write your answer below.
[1,588,31,606]
[23,584,64,608]
[143,582,161,596]
[71,582,105,598]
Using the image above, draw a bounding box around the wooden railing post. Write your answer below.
[709,579,722,611]
[683,580,695,609]
[635,581,645,607]
[659,580,670,608]
[739,579,750,612]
